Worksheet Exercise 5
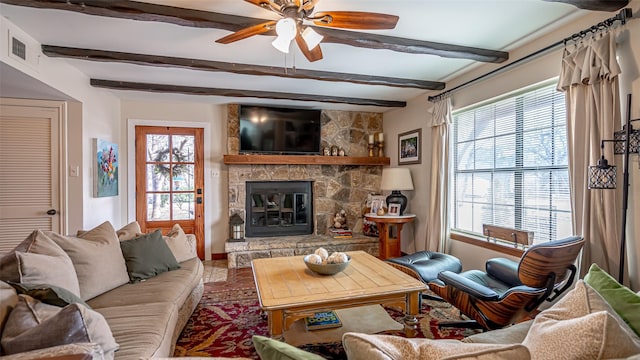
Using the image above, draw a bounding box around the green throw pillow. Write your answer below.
[252,335,325,360]
[8,282,89,308]
[120,230,180,282]
[583,263,640,337]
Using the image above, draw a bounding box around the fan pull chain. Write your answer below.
[283,52,287,75]
[292,51,296,72]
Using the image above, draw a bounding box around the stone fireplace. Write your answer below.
[224,104,384,267]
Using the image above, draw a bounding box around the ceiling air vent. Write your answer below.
[11,37,26,61]
[6,28,39,71]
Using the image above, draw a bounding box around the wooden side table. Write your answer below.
[364,213,416,260]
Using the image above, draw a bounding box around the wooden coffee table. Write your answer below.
[251,250,428,338]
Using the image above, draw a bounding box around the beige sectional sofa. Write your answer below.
[0,221,204,359]
[341,264,640,360]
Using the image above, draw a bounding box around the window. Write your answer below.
[451,82,572,244]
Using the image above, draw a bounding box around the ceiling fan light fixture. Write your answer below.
[301,27,323,50]
[272,35,292,53]
[272,17,297,53]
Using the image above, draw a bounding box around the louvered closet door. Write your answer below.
[0,102,61,255]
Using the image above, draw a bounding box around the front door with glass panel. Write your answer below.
[135,126,204,259]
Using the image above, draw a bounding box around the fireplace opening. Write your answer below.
[245,181,313,237]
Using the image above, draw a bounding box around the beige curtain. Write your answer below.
[557,32,623,279]
[424,97,452,252]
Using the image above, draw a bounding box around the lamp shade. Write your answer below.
[380,168,413,215]
[301,27,323,50]
[380,168,414,191]
[272,18,296,53]
[588,157,617,189]
[613,126,640,154]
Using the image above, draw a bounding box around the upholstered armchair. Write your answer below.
[428,236,585,330]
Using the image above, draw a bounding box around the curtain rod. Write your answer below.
[428,8,633,103]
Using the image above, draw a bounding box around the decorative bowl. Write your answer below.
[303,254,351,275]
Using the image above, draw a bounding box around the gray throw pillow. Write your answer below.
[1,295,118,358]
[120,230,180,282]
[9,282,88,308]
[0,230,80,298]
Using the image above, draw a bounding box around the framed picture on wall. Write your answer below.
[398,129,421,165]
[93,138,119,197]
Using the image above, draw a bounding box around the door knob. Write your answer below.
[46,209,57,216]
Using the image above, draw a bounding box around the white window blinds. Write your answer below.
[451,82,572,244]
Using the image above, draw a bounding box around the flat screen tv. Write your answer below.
[239,105,322,155]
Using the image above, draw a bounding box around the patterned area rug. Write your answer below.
[174,282,480,359]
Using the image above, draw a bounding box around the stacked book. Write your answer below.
[305,310,342,330]
[330,228,352,238]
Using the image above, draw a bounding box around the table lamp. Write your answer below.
[380,167,414,215]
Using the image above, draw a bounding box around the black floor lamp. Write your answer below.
[588,93,640,284]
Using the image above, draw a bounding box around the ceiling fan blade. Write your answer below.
[295,33,323,62]
[243,0,281,11]
[215,20,277,44]
[311,11,399,30]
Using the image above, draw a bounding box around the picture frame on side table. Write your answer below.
[369,195,387,215]
[398,129,421,165]
[388,203,401,216]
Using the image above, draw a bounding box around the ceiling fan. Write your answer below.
[215,0,399,62]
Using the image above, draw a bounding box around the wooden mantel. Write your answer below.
[223,154,390,166]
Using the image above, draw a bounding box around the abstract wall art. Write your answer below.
[94,138,119,197]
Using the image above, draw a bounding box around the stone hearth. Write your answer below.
[225,235,379,268]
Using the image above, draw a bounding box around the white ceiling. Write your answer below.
[0,0,591,112]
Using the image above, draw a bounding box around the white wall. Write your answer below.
[383,97,433,254]
[384,1,640,289]
[0,17,122,232]
[120,101,228,259]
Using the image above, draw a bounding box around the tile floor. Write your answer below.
[202,260,228,283]
[202,260,255,286]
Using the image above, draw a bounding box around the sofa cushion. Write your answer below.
[164,224,197,263]
[0,282,19,355]
[0,230,78,287]
[87,257,203,309]
[46,221,130,301]
[342,333,530,360]
[95,302,178,359]
[1,295,118,359]
[9,282,88,308]
[584,263,640,337]
[524,311,639,360]
[15,250,80,298]
[115,221,143,241]
[462,319,532,344]
[120,230,180,282]
[521,280,640,360]
[0,343,104,360]
[252,335,325,360]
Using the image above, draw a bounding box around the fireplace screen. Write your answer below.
[245,181,313,237]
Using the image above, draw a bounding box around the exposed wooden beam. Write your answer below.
[89,79,407,108]
[42,45,445,90]
[543,0,629,12]
[1,0,508,63]
[0,0,251,31]
[313,28,508,63]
